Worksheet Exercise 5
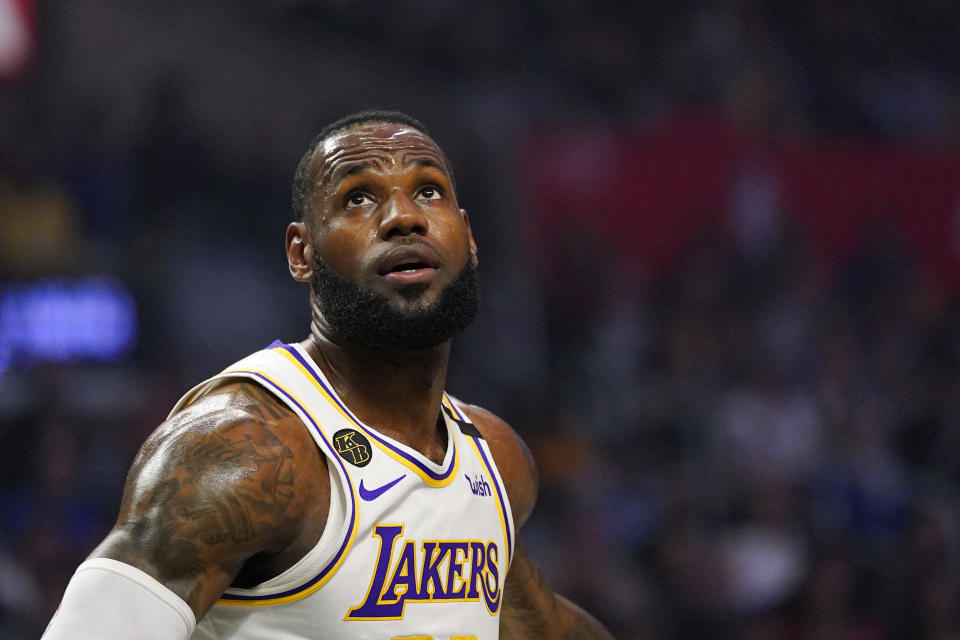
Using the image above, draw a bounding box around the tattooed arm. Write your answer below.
[88,380,327,620]
[461,405,614,640]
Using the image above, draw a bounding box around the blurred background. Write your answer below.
[3,1,960,638]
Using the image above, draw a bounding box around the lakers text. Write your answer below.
[347,524,502,619]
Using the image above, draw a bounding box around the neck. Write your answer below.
[302,316,451,461]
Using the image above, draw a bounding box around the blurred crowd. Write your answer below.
[519,220,960,639]
[2,1,960,638]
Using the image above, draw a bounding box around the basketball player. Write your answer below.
[43,111,613,639]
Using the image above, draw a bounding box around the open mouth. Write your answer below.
[377,246,441,283]
[386,261,433,273]
[381,262,437,284]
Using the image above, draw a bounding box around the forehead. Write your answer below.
[315,122,448,188]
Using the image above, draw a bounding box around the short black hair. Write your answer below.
[291,109,456,222]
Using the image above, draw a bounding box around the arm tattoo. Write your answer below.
[115,384,300,590]
[500,543,553,639]
[242,383,289,421]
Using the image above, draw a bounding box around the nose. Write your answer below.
[378,191,428,240]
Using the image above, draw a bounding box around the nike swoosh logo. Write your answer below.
[359,474,406,501]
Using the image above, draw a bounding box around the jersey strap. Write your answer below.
[169,342,360,607]
[216,365,358,606]
[442,403,484,439]
[444,398,515,566]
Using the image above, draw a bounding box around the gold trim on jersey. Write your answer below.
[274,346,461,488]
[206,367,360,607]
[465,435,513,574]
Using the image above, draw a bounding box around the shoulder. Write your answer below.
[137,379,327,531]
[94,379,327,613]
[139,380,324,519]
[454,401,538,527]
[165,379,320,464]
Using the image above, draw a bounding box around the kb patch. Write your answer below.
[333,428,373,467]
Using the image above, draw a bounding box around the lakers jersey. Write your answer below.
[169,341,515,640]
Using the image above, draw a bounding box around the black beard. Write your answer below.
[311,254,480,351]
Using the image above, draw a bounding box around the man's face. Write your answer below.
[304,122,480,349]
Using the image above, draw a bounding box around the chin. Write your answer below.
[393,282,432,303]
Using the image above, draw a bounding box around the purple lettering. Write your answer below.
[467,541,486,599]
[347,525,404,618]
[417,541,448,599]
[382,541,418,604]
[348,528,502,618]
[482,542,501,614]
[442,542,469,599]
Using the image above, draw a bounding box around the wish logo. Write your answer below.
[464,473,491,497]
[333,429,372,467]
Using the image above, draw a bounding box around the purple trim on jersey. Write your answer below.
[218,370,356,602]
[445,397,467,421]
[470,435,514,562]
[279,343,457,483]
[447,396,513,560]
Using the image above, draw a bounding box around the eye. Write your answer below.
[416,185,443,201]
[345,191,374,208]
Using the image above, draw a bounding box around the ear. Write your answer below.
[460,209,479,266]
[286,222,314,283]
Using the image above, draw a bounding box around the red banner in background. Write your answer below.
[0,0,37,82]
[523,112,960,286]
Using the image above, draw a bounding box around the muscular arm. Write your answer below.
[89,380,325,620]
[460,404,613,640]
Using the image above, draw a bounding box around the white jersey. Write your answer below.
[169,341,515,640]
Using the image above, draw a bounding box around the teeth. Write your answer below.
[385,261,433,274]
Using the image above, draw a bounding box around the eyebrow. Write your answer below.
[404,155,449,175]
[327,156,450,191]
[328,160,382,187]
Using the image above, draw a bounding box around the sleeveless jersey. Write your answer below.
[169,341,515,640]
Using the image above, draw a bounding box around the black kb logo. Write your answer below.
[333,428,373,467]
